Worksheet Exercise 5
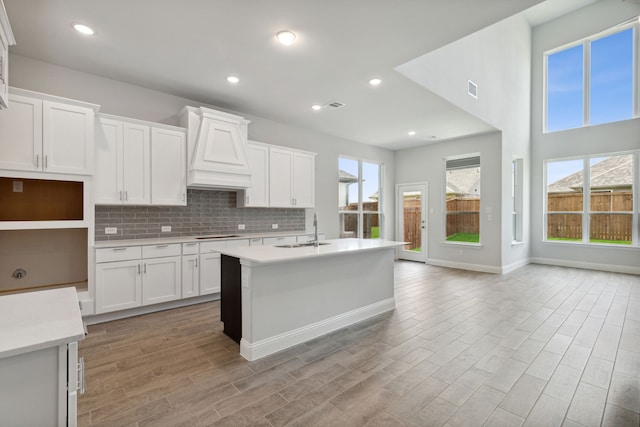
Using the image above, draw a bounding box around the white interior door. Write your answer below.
[397,183,427,262]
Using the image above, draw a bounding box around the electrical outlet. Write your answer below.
[458,249,463,256]
[161,226,171,232]
[12,181,23,192]
[238,224,246,230]
[105,227,117,235]
[272,224,279,229]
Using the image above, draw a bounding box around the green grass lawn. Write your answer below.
[371,227,380,238]
[446,233,480,243]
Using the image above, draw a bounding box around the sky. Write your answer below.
[339,157,380,205]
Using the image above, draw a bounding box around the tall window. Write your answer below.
[545,153,637,246]
[545,22,636,132]
[338,156,382,239]
[512,158,524,243]
[445,155,480,243]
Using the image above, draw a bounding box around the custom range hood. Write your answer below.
[181,106,252,189]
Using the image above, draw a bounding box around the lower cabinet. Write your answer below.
[200,252,222,295]
[181,254,200,298]
[0,342,83,427]
[95,244,181,314]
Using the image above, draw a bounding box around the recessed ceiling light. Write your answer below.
[73,24,94,35]
[311,104,322,111]
[226,76,240,84]
[369,78,382,86]
[276,30,296,46]
[408,131,416,136]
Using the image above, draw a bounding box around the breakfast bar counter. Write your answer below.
[216,238,405,361]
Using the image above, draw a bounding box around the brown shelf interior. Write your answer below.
[0,178,83,221]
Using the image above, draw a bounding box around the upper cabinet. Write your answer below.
[239,141,315,208]
[0,0,15,109]
[181,106,252,189]
[0,89,98,175]
[94,114,186,206]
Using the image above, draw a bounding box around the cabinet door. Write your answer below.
[181,254,199,298]
[269,147,294,207]
[94,118,123,204]
[244,143,269,207]
[0,30,8,109]
[122,122,151,205]
[199,252,221,295]
[292,152,315,207]
[42,100,95,174]
[142,256,181,305]
[150,127,186,206]
[95,260,142,314]
[0,94,42,171]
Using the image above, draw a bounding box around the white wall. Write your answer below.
[396,132,503,272]
[8,54,396,240]
[530,0,640,274]
[396,15,532,271]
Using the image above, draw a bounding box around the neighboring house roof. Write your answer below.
[446,167,481,197]
[339,169,358,183]
[548,156,632,193]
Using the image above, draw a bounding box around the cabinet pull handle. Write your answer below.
[119,191,123,201]
[185,243,196,246]
[195,258,198,268]
[44,155,48,169]
[78,357,85,395]
[113,247,127,251]
[35,154,39,168]
[156,245,169,248]
[125,191,128,201]
[144,263,147,274]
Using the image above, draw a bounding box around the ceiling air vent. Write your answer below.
[326,101,345,109]
[467,80,478,98]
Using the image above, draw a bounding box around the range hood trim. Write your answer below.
[182,106,253,190]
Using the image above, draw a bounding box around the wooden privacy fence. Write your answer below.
[446,198,479,237]
[547,192,633,241]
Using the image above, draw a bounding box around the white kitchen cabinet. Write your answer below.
[95,115,185,206]
[95,258,142,314]
[0,89,97,175]
[240,142,269,207]
[269,146,316,208]
[150,126,187,206]
[95,116,151,204]
[182,254,199,298]
[199,252,221,295]
[0,1,15,109]
[142,255,181,305]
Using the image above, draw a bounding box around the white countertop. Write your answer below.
[94,231,319,248]
[217,238,406,264]
[0,287,85,359]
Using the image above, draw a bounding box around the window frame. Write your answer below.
[543,19,639,133]
[443,153,481,246]
[512,158,524,244]
[338,155,384,239]
[543,151,639,247]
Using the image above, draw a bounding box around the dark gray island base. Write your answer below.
[221,254,242,343]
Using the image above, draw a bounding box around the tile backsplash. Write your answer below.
[95,189,305,241]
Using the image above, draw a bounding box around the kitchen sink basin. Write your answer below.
[195,235,241,239]
[275,242,331,248]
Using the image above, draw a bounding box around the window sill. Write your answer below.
[541,240,638,250]
[511,241,525,247]
[442,241,483,248]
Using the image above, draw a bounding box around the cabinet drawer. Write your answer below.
[96,246,141,263]
[249,238,263,246]
[200,241,227,253]
[182,242,199,255]
[142,244,181,258]
[263,235,297,245]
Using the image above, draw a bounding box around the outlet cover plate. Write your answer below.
[238,224,246,230]
[161,226,172,232]
[105,227,117,235]
[272,224,278,229]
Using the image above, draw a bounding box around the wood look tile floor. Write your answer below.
[78,262,640,427]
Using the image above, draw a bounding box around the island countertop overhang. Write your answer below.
[216,238,406,265]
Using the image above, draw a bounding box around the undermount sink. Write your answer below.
[275,242,331,248]
[195,235,241,240]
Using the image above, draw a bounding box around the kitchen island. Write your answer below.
[217,238,405,361]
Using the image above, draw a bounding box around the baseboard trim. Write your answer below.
[426,258,502,274]
[530,258,640,275]
[84,294,219,325]
[240,298,396,361]
[501,258,531,274]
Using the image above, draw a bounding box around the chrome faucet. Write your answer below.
[313,212,319,247]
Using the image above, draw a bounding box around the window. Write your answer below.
[545,152,637,246]
[445,155,480,243]
[338,156,382,239]
[512,158,524,243]
[545,22,637,132]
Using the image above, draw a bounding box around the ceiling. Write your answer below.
[3,0,598,150]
